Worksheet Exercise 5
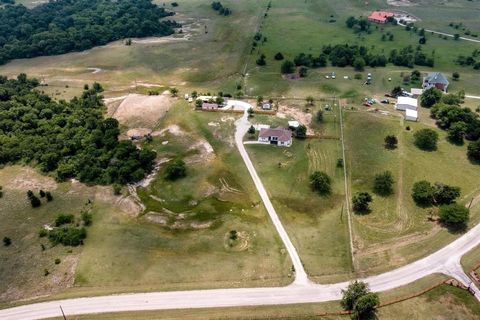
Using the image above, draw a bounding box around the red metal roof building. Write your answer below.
[368,11,394,24]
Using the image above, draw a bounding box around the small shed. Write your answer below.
[395,96,418,111]
[411,88,423,97]
[405,109,418,122]
[262,102,272,110]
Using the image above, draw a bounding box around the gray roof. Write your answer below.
[424,72,449,85]
[259,128,292,142]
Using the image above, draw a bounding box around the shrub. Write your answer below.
[413,128,439,151]
[309,171,332,195]
[81,212,93,226]
[467,140,480,162]
[46,192,53,202]
[295,125,307,139]
[39,229,48,238]
[373,171,394,196]
[55,214,74,227]
[48,227,87,246]
[316,110,323,122]
[420,87,442,108]
[352,192,372,213]
[113,183,122,195]
[412,180,434,206]
[274,52,284,60]
[439,204,469,230]
[3,237,12,246]
[165,160,187,181]
[281,60,295,74]
[55,258,61,264]
[384,135,398,149]
[39,190,46,198]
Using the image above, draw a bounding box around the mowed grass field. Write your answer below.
[246,105,353,283]
[244,0,480,98]
[344,109,480,275]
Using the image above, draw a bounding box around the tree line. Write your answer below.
[0,74,157,185]
[0,0,179,65]
[211,1,232,16]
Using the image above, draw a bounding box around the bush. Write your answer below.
[384,135,398,149]
[274,52,284,60]
[309,171,332,195]
[113,183,122,195]
[411,180,434,206]
[55,214,74,227]
[55,258,61,264]
[48,227,87,246]
[352,192,372,213]
[81,212,93,226]
[439,204,469,230]
[46,192,53,202]
[39,229,48,238]
[373,171,394,196]
[467,140,480,162]
[39,190,46,198]
[295,125,307,139]
[413,128,439,151]
[3,237,12,246]
[316,110,323,122]
[281,60,295,74]
[165,160,187,181]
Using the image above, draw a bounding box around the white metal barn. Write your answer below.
[405,109,418,122]
[395,96,418,111]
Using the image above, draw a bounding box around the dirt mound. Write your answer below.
[185,140,216,164]
[112,94,173,128]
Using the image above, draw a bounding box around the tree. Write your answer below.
[352,192,373,213]
[27,191,41,208]
[165,160,187,181]
[295,125,307,139]
[412,180,434,206]
[447,121,467,144]
[247,107,254,118]
[55,214,74,227]
[341,280,370,310]
[256,54,266,66]
[316,110,323,123]
[467,140,480,162]
[452,72,460,81]
[419,36,426,45]
[309,171,332,195]
[454,33,460,40]
[281,60,295,74]
[353,56,366,71]
[420,87,442,108]
[352,293,379,320]
[413,128,439,151]
[3,237,12,247]
[432,182,461,205]
[373,171,394,196]
[391,86,403,98]
[299,66,308,77]
[170,88,178,97]
[248,125,255,134]
[45,191,53,202]
[384,135,398,149]
[274,52,284,60]
[439,204,469,230]
[346,16,357,29]
[195,99,203,109]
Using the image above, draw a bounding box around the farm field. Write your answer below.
[246,105,353,283]
[344,110,480,275]
[244,0,480,98]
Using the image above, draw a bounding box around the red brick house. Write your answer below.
[368,11,394,24]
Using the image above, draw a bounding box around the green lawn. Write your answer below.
[344,110,480,274]
[246,105,353,283]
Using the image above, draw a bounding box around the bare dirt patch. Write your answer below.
[224,231,251,252]
[1,167,58,191]
[387,0,416,6]
[126,128,152,138]
[151,124,185,137]
[185,140,216,164]
[112,93,174,128]
[277,103,314,134]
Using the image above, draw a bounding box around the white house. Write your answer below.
[405,109,418,122]
[258,128,292,147]
[395,96,417,111]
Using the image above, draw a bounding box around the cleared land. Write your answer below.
[246,105,353,283]
[345,110,480,275]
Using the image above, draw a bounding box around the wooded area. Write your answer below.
[0,0,179,65]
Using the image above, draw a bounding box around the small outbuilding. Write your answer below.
[405,109,418,122]
[202,103,219,110]
[395,96,418,111]
[410,88,423,97]
[288,121,300,129]
[261,102,272,110]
